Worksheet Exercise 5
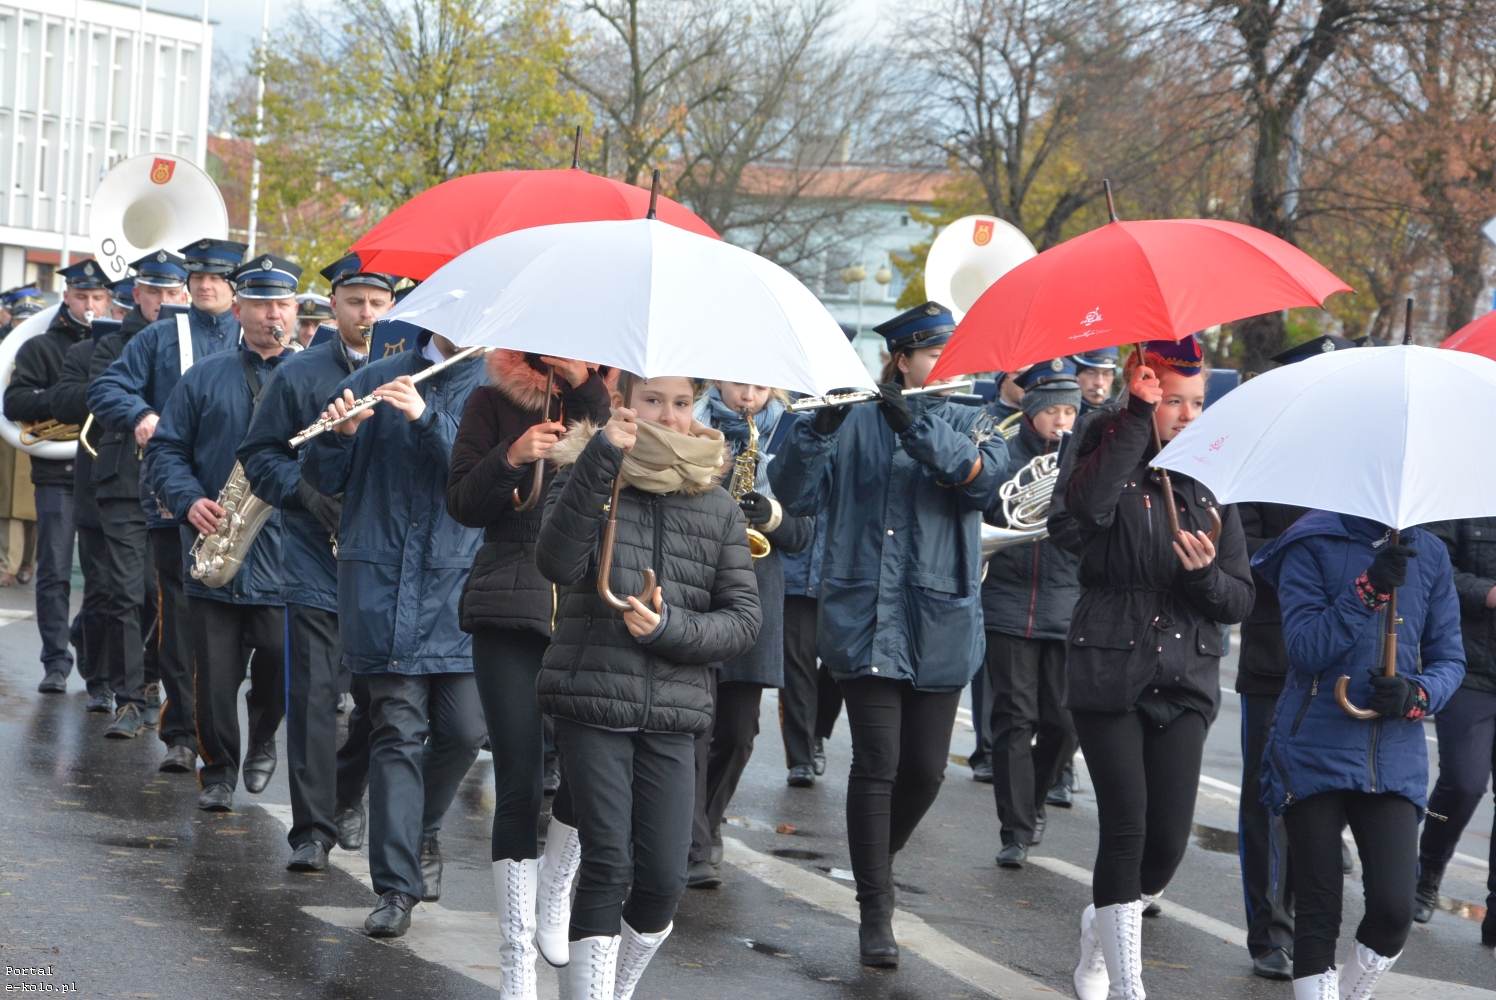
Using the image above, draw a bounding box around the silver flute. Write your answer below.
[787,379,976,412]
[289,345,492,447]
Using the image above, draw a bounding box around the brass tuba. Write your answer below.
[729,409,771,559]
[189,461,275,588]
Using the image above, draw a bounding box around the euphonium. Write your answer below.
[729,409,771,559]
[19,419,82,445]
[189,461,275,588]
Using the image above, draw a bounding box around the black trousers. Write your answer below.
[1239,692,1295,957]
[472,628,574,862]
[365,671,486,898]
[285,604,343,849]
[96,499,152,708]
[986,633,1075,846]
[841,676,961,912]
[74,523,111,696]
[336,675,373,813]
[33,484,76,678]
[1421,686,1496,942]
[1072,708,1207,908]
[969,666,995,767]
[190,598,285,788]
[691,679,763,863]
[556,718,694,938]
[150,527,195,748]
[779,596,842,767]
[1285,791,1418,977]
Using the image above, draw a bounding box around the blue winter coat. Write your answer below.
[1255,512,1466,815]
[148,347,287,607]
[237,337,363,613]
[303,336,485,675]
[87,305,241,528]
[770,395,1007,691]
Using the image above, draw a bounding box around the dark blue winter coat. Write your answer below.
[87,305,240,527]
[237,337,363,613]
[303,335,484,676]
[770,394,1007,692]
[148,346,288,607]
[1255,512,1466,815]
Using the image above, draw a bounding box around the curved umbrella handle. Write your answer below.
[513,369,556,513]
[597,474,659,613]
[1206,505,1222,547]
[1333,675,1379,720]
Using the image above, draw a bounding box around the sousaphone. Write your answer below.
[924,215,1037,322]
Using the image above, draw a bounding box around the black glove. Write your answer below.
[1367,673,1424,719]
[1366,543,1416,593]
[296,479,343,536]
[877,382,913,434]
[812,400,853,436]
[738,491,773,527]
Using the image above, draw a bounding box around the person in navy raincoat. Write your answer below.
[303,328,486,940]
[770,301,1006,970]
[238,253,396,872]
[148,253,299,815]
[87,237,246,775]
[1255,513,1465,998]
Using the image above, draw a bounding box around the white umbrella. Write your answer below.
[1153,344,1496,530]
[385,218,875,398]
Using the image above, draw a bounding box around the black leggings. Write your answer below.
[841,676,961,910]
[472,629,573,861]
[1285,791,1418,978]
[1072,708,1207,908]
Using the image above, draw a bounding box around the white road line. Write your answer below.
[1028,855,1496,1000]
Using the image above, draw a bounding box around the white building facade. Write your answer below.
[0,0,212,290]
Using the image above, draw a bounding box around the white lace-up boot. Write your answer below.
[614,920,672,1000]
[537,819,583,967]
[1072,903,1109,1000]
[492,859,539,999]
[1293,971,1340,1000]
[1094,900,1146,999]
[1338,941,1398,1000]
[564,935,619,1000]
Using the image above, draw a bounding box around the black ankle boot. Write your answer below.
[1413,864,1443,924]
[858,907,898,968]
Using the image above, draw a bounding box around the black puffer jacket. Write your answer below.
[447,352,612,637]
[87,313,150,504]
[3,308,88,487]
[1047,393,1254,720]
[1235,501,1308,697]
[536,425,761,735]
[1431,517,1496,696]
[981,417,1081,641]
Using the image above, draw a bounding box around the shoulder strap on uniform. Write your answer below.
[175,313,194,375]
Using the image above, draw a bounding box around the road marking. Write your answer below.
[1028,855,1496,1000]
[0,609,34,626]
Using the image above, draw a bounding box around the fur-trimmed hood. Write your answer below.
[485,350,621,412]
[549,419,729,497]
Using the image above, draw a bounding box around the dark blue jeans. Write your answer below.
[33,484,76,678]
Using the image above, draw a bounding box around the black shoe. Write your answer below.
[1251,948,1292,981]
[1481,910,1495,949]
[1413,866,1442,924]
[85,689,114,713]
[365,890,417,938]
[158,744,197,773]
[787,764,815,787]
[420,835,442,901]
[37,672,67,694]
[197,783,234,812]
[1031,813,1047,847]
[812,738,827,776]
[287,841,329,872]
[242,742,277,794]
[858,912,899,968]
[686,859,722,889]
[335,692,353,715]
[142,683,162,728]
[335,804,367,851]
[543,756,561,796]
[104,703,145,740]
[971,759,994,784]
[995,842,1028,869]
[1045,781,1073,808]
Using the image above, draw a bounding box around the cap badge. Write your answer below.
[1320,340,1335,353]
[198,239,210,249]
[924,303,941,316]
[156,251,168,263]
[84,262,95,275]
[1051,358,1064,372]
[260,258,273,270]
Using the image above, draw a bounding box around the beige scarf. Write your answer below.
[620,419,728,495]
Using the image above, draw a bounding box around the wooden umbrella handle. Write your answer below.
[596,474,659,613]
[1336,529,1401,718]
[512,368,556,513]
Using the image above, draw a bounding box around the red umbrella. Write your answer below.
[349,169,719,280]
[928,207,1351,382]
[1440,310,1496,360]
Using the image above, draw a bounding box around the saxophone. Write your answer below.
[189,461,275,588]
[729,409,771,559]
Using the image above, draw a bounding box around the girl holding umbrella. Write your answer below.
[1048,336,1254,1000]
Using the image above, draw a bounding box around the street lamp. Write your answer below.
[842,262,894,337]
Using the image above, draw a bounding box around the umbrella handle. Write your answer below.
[1334,676,1380,720]
[597,474,659,613]
[512,369,556,513]
[1337,530,1402,719]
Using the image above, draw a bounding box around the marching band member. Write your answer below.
[777,501,842,788]
[1049,336,1253,1000]
[982,359,1081,869]
[445,350,612,991]
[148,254,300,813]
[536,372,760,999]
[1072,347,1119,417]
[89,238,248,774]
[688,381,811,889]
[771,302,1006,969]
[1255,514,1464,998]
[296,294,334,348]
[108,280,134,321]
[305,327,487,939]
[238,254,396,869]
[4,260,109,696]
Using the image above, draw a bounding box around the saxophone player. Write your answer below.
[147,254,301,813]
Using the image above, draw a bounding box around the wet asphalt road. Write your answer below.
[0,582,1492,1000]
